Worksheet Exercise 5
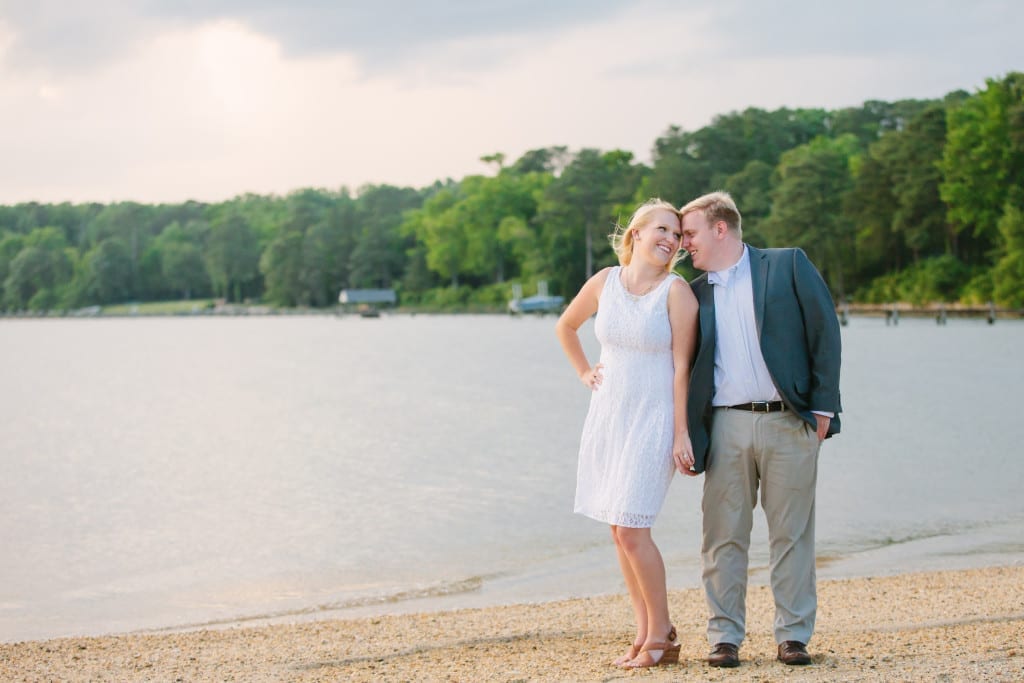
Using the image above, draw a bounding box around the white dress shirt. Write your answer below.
[709,246,781,407]
[709,245,833,418]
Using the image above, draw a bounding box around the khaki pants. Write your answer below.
[701,407,820,646]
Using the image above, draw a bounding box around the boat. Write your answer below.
[508,294,564,314]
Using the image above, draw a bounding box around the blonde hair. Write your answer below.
[678,191,742,237]
[609,198,683,272]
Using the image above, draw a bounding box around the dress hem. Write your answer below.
[574,507,656,529]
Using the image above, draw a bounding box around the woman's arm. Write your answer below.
[555,268,610,390]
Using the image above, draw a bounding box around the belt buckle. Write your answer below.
[750,401,770,412]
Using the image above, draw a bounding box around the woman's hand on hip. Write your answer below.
[580,363,603,391]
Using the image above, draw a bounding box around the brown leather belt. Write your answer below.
[727,401,787,413]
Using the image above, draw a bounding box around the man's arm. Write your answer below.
[791,249,842,417]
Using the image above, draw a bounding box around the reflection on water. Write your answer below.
[1,315,1022,641]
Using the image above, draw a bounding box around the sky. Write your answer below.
[1,0,1022,205]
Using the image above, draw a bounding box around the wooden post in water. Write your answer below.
[988,301,997,325]
[936,305,947,326]
[886,304,899,326]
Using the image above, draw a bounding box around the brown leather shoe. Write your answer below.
[777,640,811,665]
[707,642,739,667]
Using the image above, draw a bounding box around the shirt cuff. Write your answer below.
[811,410,834,418]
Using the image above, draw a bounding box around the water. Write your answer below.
[1,314,1022,642]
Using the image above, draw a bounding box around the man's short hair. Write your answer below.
[679,191,742,236]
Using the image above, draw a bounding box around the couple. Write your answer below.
[555,191,842,669]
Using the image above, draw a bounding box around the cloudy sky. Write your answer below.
[1,0,1021,205]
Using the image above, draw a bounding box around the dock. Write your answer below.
[837,302,1021,325]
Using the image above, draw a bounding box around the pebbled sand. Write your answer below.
[2,565,1022,682]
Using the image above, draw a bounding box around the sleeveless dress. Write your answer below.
[574,266,679,528]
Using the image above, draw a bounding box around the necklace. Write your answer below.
[622,268,664,301]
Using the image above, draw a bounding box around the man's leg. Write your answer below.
[758,411,820,646]
[702,408,758,648]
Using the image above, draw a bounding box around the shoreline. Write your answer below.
[2,304,1022,320]
[4,517,1024,650]
[3,565,1022,682]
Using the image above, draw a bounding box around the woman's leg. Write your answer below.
[615,526,674,665]
[611,525,648,664]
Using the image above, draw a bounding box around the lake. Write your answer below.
[1,314,1022,642]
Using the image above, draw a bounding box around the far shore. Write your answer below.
[2,301,1022,320]
[3,564,1022,682]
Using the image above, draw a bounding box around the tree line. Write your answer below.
[2,72,1022,313]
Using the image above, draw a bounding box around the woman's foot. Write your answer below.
[623,641,681,668]
[612,638,644,666]
[619,625,678,668]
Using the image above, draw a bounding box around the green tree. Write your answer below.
[0,232,26,294]
[160,242,206,300]
[992,203,1024,306]
[644,107,828,205]
[206,212,261,302]
[452,170,550,285]
[444,176,498,283]
[844,144,903,286]
[940,72,1024,263]
[536,149,642,296]
[497,215,544,283]
[644,125,714,204]
[86,202,158,292]
[889,104,950,259]
[80,238,134,304]
[723,160,773,245]
[827,99,931,147]
[763,135,859,298]
[151,220,210,300]
[399,243,440,295]
[507,146,570,175]
[301,197,359,306]
[260,231,304,306]
[3,247,51,309]
[402,188,464,287]
[1,227,73,310]
[211,194,285,248]
[348,185,423,289]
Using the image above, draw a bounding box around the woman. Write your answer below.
[555,198,699,668]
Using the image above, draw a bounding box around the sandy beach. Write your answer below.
[2,565,1022,682]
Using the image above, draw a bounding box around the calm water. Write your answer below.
[1,314,1022,642]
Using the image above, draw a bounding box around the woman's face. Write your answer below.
[634,208,682,267]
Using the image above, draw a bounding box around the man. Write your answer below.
[679,191,841,668]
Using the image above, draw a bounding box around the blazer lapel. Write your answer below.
[748,245,768,337]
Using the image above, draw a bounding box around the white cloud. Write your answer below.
[1,9,704,203]
[0,0,637,73]
[0,2,1022,204]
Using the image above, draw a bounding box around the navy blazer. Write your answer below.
[686,245,842,473]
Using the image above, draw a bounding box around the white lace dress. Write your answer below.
[574,266,678,528]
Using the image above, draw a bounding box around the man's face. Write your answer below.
[681,211,716,271]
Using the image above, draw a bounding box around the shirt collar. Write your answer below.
[707,245,749,287]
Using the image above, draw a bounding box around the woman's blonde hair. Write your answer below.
[609,198,682,272]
